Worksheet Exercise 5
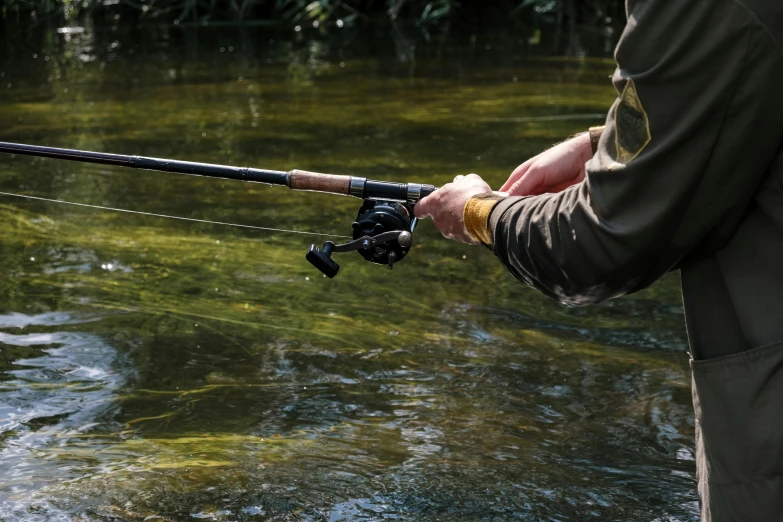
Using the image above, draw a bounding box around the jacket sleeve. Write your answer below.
[489,0,783,305]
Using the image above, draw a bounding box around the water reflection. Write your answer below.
[0,17,696,522]
[0,313,130,520]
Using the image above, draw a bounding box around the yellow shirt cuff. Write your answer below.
[589,125,605,154]
[463,193,504,245]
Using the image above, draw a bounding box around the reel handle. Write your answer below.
[306,241,340,278]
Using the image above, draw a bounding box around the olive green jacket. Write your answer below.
[488,1,783,519]
[490,0,783,360]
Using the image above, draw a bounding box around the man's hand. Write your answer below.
[500,132,593,196]
[415,174,493,244]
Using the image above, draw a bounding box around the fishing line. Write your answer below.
[0,190,351,239]
[0,141,438,276]
[478,113,606,123]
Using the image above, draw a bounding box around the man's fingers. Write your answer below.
[507,177,532,196]
[507,177,546,197]
[507,165,556,196]
[507,173,580,196]
[411,176,492,244]
[504,161,533,190]
[414,196,432,219]
[499,176,517,193]
[500,163,529,192]
[415,188,444,219]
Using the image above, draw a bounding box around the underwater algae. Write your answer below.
[0,23,696,520]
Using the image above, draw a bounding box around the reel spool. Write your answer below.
[306,199,416,278]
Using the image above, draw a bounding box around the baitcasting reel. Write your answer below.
[306,199,416,278]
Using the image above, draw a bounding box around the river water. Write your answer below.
[0,16,696,521]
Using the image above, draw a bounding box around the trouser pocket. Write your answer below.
[691,340,783,522]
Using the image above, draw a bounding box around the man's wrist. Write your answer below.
[463,193,505,245]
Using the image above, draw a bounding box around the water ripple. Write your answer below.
[0,312,131,520]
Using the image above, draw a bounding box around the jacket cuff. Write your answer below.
[488,196,527,253]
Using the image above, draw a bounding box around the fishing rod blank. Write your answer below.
[0,140,440,277]
[0,141,436,203]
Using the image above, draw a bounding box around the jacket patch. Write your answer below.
[614,79,651,164]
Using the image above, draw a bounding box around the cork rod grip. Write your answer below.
[287,169,351,195]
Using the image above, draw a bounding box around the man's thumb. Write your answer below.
[414,197,432,219]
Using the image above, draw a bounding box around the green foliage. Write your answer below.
[275,0,359,26]
[418,0,450,24]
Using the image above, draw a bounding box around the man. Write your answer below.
[415,0,783,520]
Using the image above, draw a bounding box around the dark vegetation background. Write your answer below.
[2,0,623,24]
[2,0,624,56]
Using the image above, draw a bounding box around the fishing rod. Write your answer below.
[0,141,438,278]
